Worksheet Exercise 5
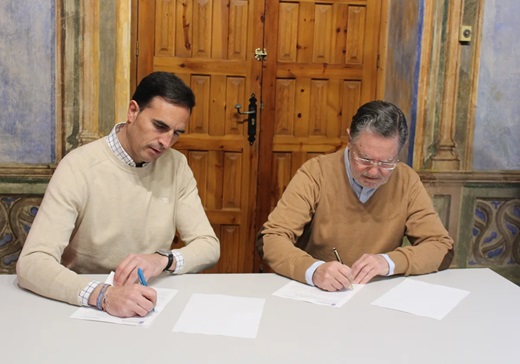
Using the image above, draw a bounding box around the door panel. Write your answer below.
[136,0,383,273]
[256,0,382,271]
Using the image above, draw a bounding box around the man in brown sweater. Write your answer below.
[258,100,453,291]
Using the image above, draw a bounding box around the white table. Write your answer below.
[1,268,519,363]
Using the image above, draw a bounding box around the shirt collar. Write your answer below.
[344,147,377,202]
[106,123,149,168]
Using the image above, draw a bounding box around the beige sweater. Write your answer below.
[17,138,220,305]
[259,149,453,284]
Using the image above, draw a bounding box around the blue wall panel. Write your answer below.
[0,1,55,165]
[473,0,520,170]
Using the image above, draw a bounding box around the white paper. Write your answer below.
[272,280,364,308]
[371,278,470,320]
[172,294,265,338]
[70,272,177,326]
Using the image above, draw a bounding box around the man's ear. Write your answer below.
[127,100,140,123]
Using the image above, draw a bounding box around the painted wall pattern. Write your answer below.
[470,199,520,266]
[0,196,41,273]
[0,1,55,165]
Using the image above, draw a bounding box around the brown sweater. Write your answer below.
[259,149,454,284]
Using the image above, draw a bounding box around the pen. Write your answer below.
[332,247,343,264]
[332,247,353,290]
[137,267,155,312]
[137,267,148,286]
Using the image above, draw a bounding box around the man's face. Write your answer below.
[348,129,400,189]
[123,96,190,164]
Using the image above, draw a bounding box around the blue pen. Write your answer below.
[137,267,148,286]
[137,267,155,312]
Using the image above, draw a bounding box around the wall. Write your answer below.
[384,0,421,165]
[0,1,56,165]
[473,0,520,170]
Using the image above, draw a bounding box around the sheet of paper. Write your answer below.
[272,280,364,308]
[370,278,470,320]
[172,293,265,339]
[70,272,177,326]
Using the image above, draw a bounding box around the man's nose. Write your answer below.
[366,165,381,175]
[159,130,176,147]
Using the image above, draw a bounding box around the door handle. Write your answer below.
[234,93,257,146]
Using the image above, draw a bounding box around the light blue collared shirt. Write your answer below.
[304,148,395,286]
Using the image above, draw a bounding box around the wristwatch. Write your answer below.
[155,249,174,271]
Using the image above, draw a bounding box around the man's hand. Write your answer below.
[89,284,157,318]
[114,253,167,286]
[312,261,354,291]
[351,254,389,284]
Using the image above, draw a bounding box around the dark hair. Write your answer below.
[350,100,408,149]
[132,72,195,112]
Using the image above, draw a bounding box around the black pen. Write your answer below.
[333,247,353,290]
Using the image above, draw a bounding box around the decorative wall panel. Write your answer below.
[0,196,42,273]
[470,199,520,267]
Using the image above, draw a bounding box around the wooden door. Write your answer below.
[255,0,383,271]
[136,0,264,273]
[135,0,383,273]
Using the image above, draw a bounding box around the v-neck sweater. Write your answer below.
[260,149,453,284]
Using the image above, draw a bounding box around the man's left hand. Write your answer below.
[350,254,389,284]
[113,253,167,286]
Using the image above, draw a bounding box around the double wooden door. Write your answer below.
[135,0,384,273]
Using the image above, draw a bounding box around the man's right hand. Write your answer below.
[89,284,157,318]
[312,261,354,291]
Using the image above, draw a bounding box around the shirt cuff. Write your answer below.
[380,254,395,276]
[78,280,101,306]
[305,261,325,286]
[171,250,184,274]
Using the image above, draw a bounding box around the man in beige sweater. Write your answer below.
[258,101,453,291]
[17,72,220,317]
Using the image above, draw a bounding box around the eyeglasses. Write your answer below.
[350,148,399,171]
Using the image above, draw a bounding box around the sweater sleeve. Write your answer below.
[387,174,454,275]
[259,161,321,284]
[16,156,91,306]
[173,156,220,273]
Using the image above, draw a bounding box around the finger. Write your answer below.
[328,278,344,292]
[350,254,369,277]
[354,263,376,284]
[326,270,352,291]
[130,301,152,317]
[141,286,158,306]
[115,255,138,286]
[336,264,354,288]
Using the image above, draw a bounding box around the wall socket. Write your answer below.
[459,25,472,42]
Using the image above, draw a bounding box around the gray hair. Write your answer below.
[350,100,408,149]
